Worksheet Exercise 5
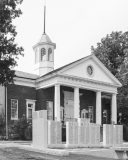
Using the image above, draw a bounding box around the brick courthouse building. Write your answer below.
[0,31,122,125]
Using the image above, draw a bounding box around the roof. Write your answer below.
[38,33,52,43]
[38,56,86,79]
[15,57,86,80]
[37,54,122,87]
[15,71,39,80]
[33,33,56,49]
[15,54,122,87]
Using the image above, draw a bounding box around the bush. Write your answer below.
[25,124,32,140]
[11,117,32,140]
[0,113,6,137]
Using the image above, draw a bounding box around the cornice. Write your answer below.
[14,77,36,88]
[36,73,118,93]
[58,74,119,88]
[36,73,57,83]
[58,74,117,93]
[14,72,119,94]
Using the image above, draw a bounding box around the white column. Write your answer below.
[96,91,101,125]
[74,87,79,119]
[111,93,117,124]
[54,84,60,121]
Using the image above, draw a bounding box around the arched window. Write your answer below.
[48,48,52,61]
[41,48,46,61]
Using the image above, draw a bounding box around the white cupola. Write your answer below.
[33,33,56,76]
[33,2,56,77]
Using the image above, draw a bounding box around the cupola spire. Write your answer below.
[44,0,46,34]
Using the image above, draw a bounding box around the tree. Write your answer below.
[0,0,24,85]
[91,31,128,124]
[91,31,128,77]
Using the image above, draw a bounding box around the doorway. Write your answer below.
[64,91,74,122]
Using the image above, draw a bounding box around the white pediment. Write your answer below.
[58,54,122,87]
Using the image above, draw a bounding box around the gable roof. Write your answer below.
[38,54,122,87]
[15,54,122,87]
[38,56,86,78]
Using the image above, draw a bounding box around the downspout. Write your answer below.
[5,85,8,140]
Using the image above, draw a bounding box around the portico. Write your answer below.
[36,53,121,125]
[53,83,117,125]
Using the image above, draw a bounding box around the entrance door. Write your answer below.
[47,101,53,120]
[65,100,74,119]
[63,91,74,122]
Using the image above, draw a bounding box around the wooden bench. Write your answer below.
[114,147,128,159]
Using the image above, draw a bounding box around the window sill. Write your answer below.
[11,118,18,120]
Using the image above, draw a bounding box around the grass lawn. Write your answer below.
[0,147,115,160]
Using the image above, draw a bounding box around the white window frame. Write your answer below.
[26,99,36,120]
[11,99,18,120]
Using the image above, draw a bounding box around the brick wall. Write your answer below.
[36,86,54,111]
[7,84,36,121]
[7,83,110,124]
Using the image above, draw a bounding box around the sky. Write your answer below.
[13,0,128,74]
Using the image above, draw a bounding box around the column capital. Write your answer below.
[55,84,60,87]
[112,93,117,96]
[96,90,101,94]
[74,87,79,90]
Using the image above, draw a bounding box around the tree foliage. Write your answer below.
[91,31,128,77]
[91,31,128,123]
[0,0,24,85]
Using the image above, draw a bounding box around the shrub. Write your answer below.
[12,117,32,140]
[25,124,32,140]
[0,113,6,137]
